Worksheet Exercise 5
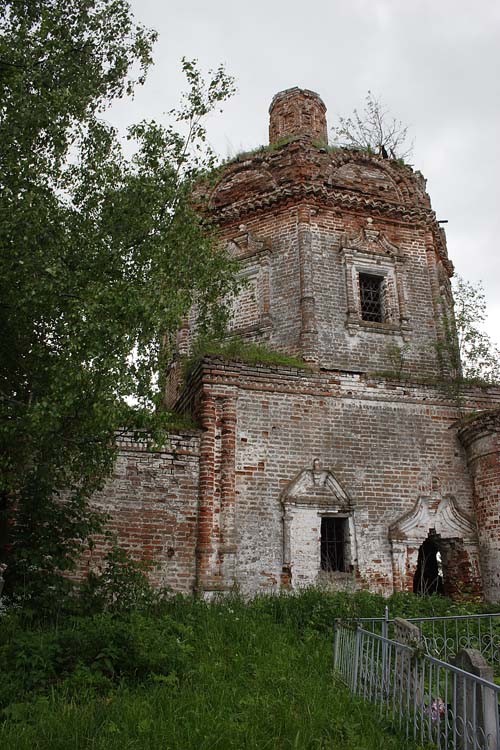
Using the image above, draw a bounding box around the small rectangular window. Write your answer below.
[320,517,347,572]
[359,273,384,322]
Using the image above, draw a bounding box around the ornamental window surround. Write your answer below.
[281,464,357,588]
[340,225,411,338]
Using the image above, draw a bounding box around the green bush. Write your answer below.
[77,546,166,615]
[0,611,194,706]
[249,588,482,635]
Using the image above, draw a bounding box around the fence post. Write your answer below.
[455,648,499,750]
[352,625,361,694]
[381,606,389,694]
[394,618,425,716]
[333,619,340,670]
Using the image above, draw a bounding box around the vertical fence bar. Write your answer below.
[369,631,376,701]
[352,625,361,694]
[333,620,339,671]
[495,684,500,750]
[412,657,418,741]
[462,667,467,750]
[444,663,449,750]
[427,660,433,746]
[472,673,477,749]
[452,670,457,750]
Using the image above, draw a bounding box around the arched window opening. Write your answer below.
[413,534,444,595]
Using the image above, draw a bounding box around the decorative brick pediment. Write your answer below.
[331,160,403,203]
[282,463,352,511]
[389,495,477,544]
[227,228,271,260]
[209,165,277,211]
[341,223,403,259]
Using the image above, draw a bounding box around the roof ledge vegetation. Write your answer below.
[182,336,312,382]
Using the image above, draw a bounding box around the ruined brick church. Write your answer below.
[90,88,500,601]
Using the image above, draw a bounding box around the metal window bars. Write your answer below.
[359,273,384,322]
[320,517,346,572]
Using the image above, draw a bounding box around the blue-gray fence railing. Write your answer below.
[334,622,500,750]
[357,612,500,668]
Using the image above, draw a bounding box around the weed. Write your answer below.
[182,336,312,381]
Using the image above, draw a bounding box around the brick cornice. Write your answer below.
[177,356,500,412]
[202,140,431,215]
[210,183,436,226]
[194,140,455,272]
[457,408,500,449]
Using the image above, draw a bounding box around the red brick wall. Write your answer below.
[80,432,201,593]
[268,87,328,145]
[185,137,455,383]
[459,411,500,601]
[181,359,498,597]
[154,91,500,601]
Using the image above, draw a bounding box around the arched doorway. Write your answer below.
[389,495,482,599]
[413,533,444,595]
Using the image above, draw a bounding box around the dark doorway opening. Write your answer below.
[413,534,444,595]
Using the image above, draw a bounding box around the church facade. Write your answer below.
[88,88,500,601]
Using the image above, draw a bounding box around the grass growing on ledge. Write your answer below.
[159,411,198,432]
[197,137,299,181]
[224,136,297,162]
[116,406,199,445]
[369,370,500,390]
[182,337,312,381]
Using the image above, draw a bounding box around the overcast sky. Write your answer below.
[109,0,500,342]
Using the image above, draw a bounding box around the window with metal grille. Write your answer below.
[320,517,347,572]
[359,273,384,322]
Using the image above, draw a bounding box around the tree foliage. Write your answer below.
[331,91,413,160]
[452,276,500,384]
[0,0,238,604]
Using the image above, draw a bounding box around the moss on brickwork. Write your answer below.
[159,412,199,431]
[371,370,499,393]
[183,337,311,381]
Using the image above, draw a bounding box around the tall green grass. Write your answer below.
[1,590,491,749]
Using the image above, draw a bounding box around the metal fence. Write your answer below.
[358,611,500,669]
[334,622,500,749]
